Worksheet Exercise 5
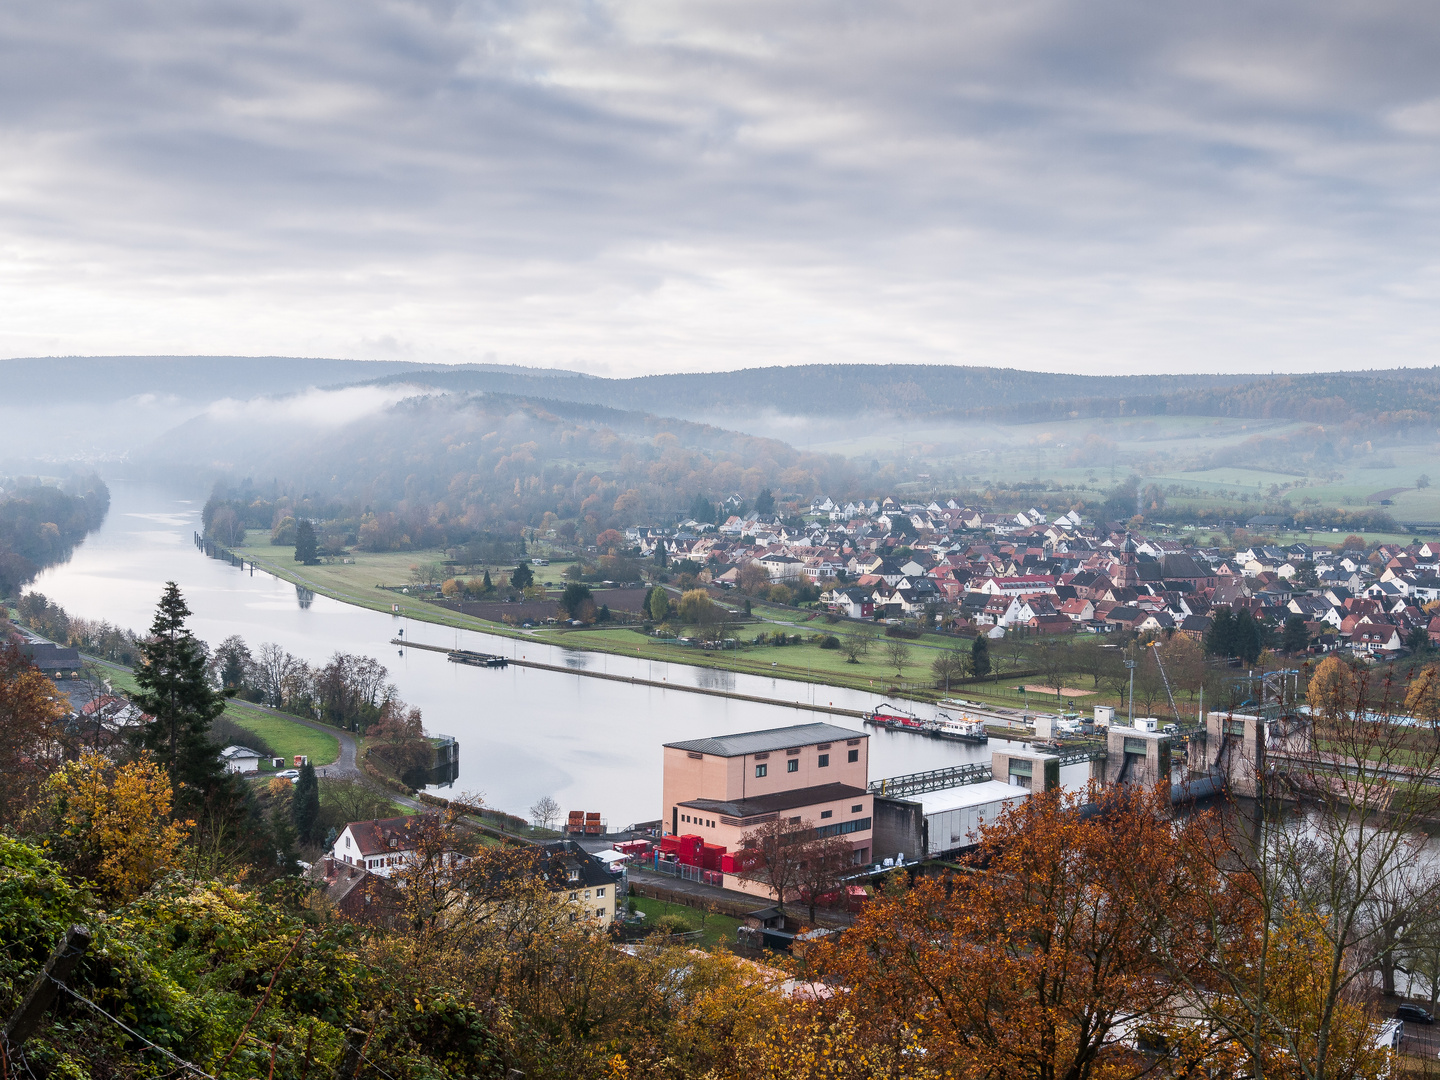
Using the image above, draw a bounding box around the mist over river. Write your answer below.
[33,482,1076,825]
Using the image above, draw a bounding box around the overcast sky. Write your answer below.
[3,0,1439,376]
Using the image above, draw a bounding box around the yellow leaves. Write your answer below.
[1308,656,1360,722]
[1405,665,1440,724]
[45,750,192,902]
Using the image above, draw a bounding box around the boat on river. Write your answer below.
[863,703,989,743]
[863,703,927,731]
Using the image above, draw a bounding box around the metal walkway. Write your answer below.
[869,746,1107,798]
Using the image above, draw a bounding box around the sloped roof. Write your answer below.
[665,722,863,758]
[679,782,869,820]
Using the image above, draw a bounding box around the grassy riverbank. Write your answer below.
[84,656,340,765]
[222,541,1157,716]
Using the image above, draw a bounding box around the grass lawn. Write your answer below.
[625,894,742,949]
[225,701,340,766]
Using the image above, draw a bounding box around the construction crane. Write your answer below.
[1148,641,1182,727]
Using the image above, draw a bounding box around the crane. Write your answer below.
[1148,640,1182,727]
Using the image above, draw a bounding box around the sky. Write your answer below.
[2,0,1439,377]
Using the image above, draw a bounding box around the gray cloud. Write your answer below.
[2,0,1439,374]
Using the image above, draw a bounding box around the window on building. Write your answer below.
[596,907,605,918]
[852,804,863,813]
[570,891,579,900]
[789,816,802,824]
[596,887,606,897]
[755,764,767,778]
[585,890,591,899]
[787,759,799,773]
[848,749,859,763]
[820,810,833,819]
[344,835,351,847]
[818,754,829,767]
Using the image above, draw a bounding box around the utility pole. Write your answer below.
[1124,658,1137,726]
[3,925,92,1052]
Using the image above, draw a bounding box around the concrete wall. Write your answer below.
[1102,727,1171,791]
[1200,712,1266,798]
[873,796,926,864]
[990,750,1061,792]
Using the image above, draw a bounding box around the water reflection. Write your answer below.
[696,667,737,691]
[295,584,315,609]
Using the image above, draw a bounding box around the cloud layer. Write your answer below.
[2,0,1439,374]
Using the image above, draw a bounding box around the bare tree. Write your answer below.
[530,795,561,831]
[794,832,857,925]
[253,641,299,706]
[931,649,968,692]
[737,815,813,919]
[884,638,912,676]
[841,630,875,665]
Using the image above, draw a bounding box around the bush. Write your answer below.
[651,913,693,937]
[885,625,921,640]
[818,635,841,650]
[209,715,276,757]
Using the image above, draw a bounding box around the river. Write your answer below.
[33,482,1079,824]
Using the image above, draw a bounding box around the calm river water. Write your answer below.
[34,482,1075,825]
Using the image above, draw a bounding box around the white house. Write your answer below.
[219,745,264,774]
[331,815,450,878]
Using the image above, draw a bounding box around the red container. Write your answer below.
[676,834,704,865]
[700,844,726,871]
[659,835,682,855]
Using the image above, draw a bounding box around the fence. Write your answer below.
[645,853,725,887]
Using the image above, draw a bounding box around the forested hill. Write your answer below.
[0,477,109,596]
[365,364,1440,428]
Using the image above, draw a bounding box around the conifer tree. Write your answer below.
[292,761,320,845]
[131,583,226,806]
[971,633,991,678]
[294,518,318,564]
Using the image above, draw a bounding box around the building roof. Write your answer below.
[679,782,869,821]
[912,780,1030,815]
[343,815,432,858]
[664,722,864,758]
[19,642,81,671]
[219,745,264,760]
[539,840,620,889]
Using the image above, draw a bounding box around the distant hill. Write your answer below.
[0,356,587,405]
[366,363,1440,429]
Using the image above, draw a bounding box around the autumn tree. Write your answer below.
[43,750,192,902]
[0,641,68,825]
[1307,655,1359,724]
[814,784,1218,1078]
[647,585,670,622]
[793,832,856,924]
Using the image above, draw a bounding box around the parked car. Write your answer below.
[275,769,300,780]
[1396,1003,1434,1024]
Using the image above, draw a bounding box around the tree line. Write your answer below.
[0,476,109,596]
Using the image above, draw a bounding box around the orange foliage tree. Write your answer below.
[0,640,68,825]
[811,783,1222,1079]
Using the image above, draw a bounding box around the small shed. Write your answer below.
[219,745,264,774]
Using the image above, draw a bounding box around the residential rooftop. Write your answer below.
[664,722,864,758]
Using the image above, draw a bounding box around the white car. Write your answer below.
[275,769,300,780]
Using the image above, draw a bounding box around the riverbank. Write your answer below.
[225,540,1104,713]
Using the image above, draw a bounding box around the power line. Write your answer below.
[47,978,217,1080]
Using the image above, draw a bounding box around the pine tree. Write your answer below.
[132,583,227,808]
[512,562,535,590]
[482,569,493,592]
[294,519,318,564]
[971,634,991,678]
[292,762,320,845]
